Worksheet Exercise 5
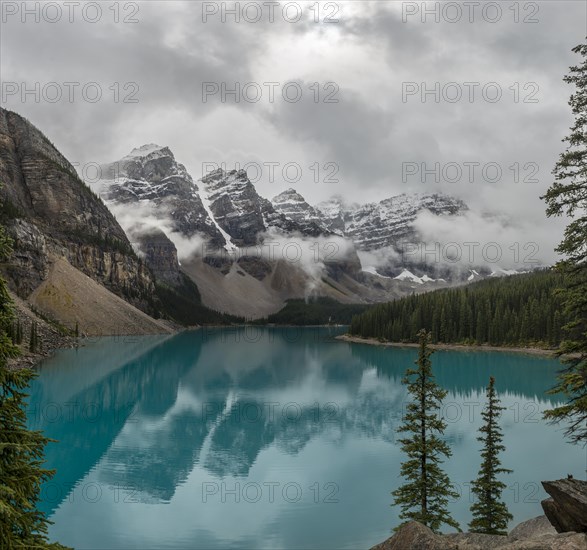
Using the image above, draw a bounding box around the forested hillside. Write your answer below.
[349,270,566,348]
[256,298,369,325]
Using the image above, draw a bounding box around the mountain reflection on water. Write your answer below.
[27,327,583,550]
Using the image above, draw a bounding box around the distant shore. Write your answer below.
[336,334,559,357]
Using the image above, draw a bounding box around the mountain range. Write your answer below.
[94,143,481,317]
[0,109,528,331]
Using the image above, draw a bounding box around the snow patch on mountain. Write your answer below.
[392,269,439,284]
[195,184,238,253]
[490,268,529,277]
[467,269,482,281]
[394,269,425,284]
[362,266,391,279]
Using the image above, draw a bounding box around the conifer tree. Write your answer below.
[0,367,69,548]
[348,270,565,348]
[542,42,587,445]
[469,377,513,535]
[0,199,68,548]
[392,329,460,532]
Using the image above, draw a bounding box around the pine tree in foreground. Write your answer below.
[392,329,460,533]
[0,196,68,548]
[0,367,69,549]
[469,377,513,535]
[542,42,587,445]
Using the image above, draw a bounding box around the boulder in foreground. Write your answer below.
[370,518,587,550]
[541,479,587,534]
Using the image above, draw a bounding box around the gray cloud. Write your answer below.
[1,0,584,257]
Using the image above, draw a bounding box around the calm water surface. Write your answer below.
[27,327,586,549]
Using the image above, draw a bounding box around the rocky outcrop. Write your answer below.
[541,479,587,534]
[260,195,325,237]
[6,218,49,296]
[370,522,451,550]
[135,229,181,286]
[371,519,587,550]
[236,256,272,280]
[0,108,159,317]
[0,110,128,243]
[200,168,267,246]
[508,515,556,540]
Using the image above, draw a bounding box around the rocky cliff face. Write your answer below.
[99,144,226,249]
[200,168,267,247]
[0,111,129,243]
[98,152,328,254]
[271,188,331,235]
[0,109,156,311]
[200,170,329,245]
[135,229,181,286]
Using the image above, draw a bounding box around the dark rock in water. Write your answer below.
[508,515,556,540]
[541,478,587,533]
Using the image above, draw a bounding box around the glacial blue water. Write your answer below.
[27,327,586,549]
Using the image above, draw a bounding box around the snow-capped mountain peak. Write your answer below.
[313,192,467,251]
[271,188,331,233]
[125,143,169,159]
[96,146,227,248]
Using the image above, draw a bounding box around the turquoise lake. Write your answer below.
[26,327,586,549]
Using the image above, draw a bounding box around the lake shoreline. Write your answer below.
[11,325,561,371]
[336,334,560,357]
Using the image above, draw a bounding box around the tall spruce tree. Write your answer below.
[391,329,460,532]
[29,321,37,353]
[0,206,68,547]
[469,377,513,535]
[542,42,587,445]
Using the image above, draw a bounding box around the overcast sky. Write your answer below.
[1,1,585,264]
